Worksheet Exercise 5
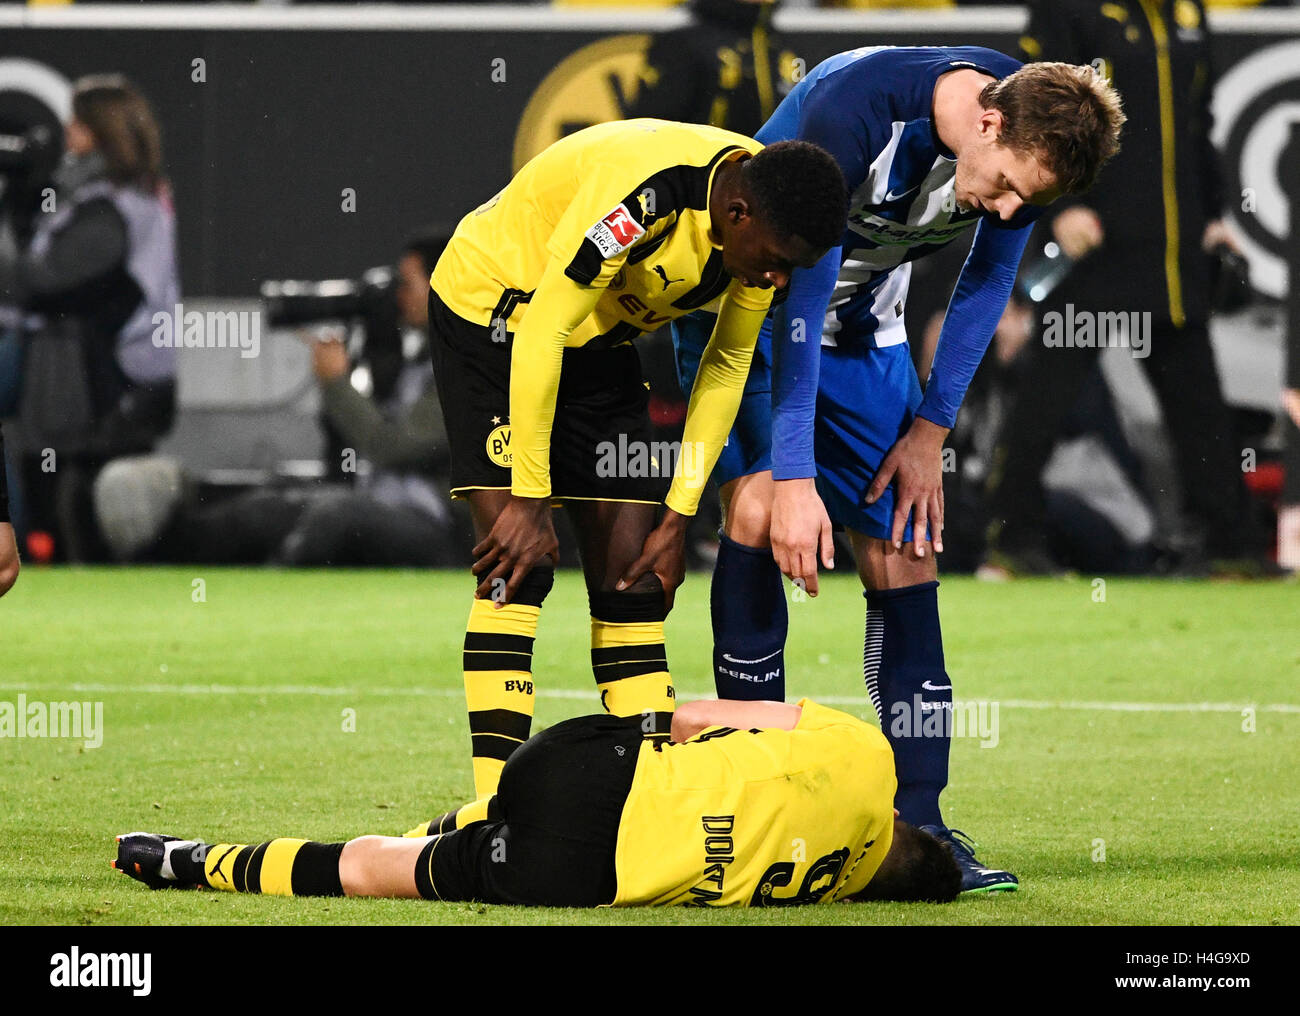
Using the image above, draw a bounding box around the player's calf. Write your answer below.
[461,564,554,798]
[114,832,347,896]
[588,579,674,742]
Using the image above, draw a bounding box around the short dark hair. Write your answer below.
[742,140,848,251]
[852,821,963,904]
[71,74,164,192]
[403,232,450,275]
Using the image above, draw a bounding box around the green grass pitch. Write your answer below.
[1,566,1296,925]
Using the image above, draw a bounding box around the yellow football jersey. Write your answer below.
[611,699,896,907]
[432,118,771,339]
[430,119,775,515]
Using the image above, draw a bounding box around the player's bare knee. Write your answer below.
[339,835,385,897]
[856,536,937,589]
[723,489,773,547]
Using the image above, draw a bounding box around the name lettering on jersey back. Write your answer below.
[586,203,646,259]
[687,815,736,906]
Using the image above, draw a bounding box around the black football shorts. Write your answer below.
[415,713,646,906]
[428,288,669,504]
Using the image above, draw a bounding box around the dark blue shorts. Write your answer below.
[672,311,921,543]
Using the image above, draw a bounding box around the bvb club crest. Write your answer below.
[513,34,652,173]
[486,424,513,468]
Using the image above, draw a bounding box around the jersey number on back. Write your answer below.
[750,847,850,907]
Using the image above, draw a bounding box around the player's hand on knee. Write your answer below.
[910,491,944,558]
[771,478,834,596]
[868,419,948,557]
[616,509,689,613]
[472,496,558,605]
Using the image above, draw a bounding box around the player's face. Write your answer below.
[396,252,430,329]
[64,117,96,157]
[954,134,1062,222]
[720,211,824,291]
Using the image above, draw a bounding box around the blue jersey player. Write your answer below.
[672,47,1125,891]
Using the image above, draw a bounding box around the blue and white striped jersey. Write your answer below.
[757,45,1035,348]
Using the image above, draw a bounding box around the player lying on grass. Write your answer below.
[114,698,961,907]
[672,47,1125,891]
[426,120,846,814]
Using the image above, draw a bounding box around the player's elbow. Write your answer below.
[670,700,713,743]
[699,340,753,383]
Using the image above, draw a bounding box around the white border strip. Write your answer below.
[0,4,690,32]
[0,5,1293,35]
[780,8,1024,32]
[1,681,1295,714]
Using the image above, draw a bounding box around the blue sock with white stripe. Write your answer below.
[863,581,951,828]
[711,534,787,700]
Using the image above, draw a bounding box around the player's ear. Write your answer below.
[979,106,1004,142]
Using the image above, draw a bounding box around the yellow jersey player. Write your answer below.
[424,119,847,814]
[115,698,962,906]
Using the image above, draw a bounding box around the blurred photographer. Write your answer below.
[96,236,461,567]
[0,75,178,562]
[983,0,1267,576]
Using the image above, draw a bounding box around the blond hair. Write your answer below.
[980,62,1126,194]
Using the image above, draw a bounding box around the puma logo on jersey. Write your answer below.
[652,265,684,290]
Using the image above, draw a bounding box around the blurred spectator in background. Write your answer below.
[0,423,17,596]
[0,74,178,563]
[982,0,1268,576]
[629,0,803,563]
[94,235,463,568]
[628,0,800,135]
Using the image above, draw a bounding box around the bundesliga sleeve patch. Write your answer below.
[585,203,645,259]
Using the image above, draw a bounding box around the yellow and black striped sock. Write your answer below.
[589,587,675,743]
[461,567,552,798]
[195,839,345,896]
[402,795,499,838]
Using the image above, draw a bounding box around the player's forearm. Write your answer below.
[671,699,803,742]
[509,261,603,498]
[770,247,838,480]
[665,299,765,515]
[917,222,1030,429]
